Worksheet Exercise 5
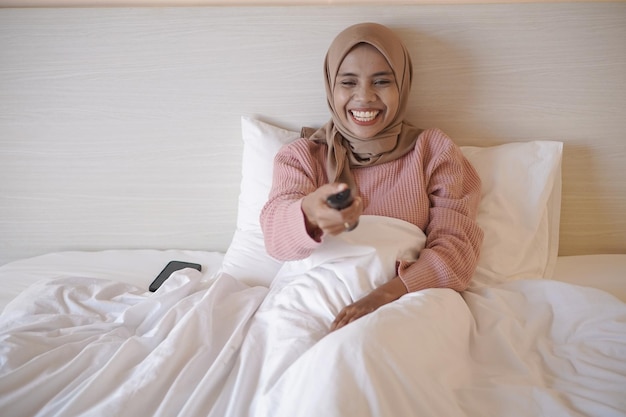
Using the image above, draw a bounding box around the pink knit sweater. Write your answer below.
[260,128,484,293]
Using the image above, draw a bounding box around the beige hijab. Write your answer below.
[305,22,422,191]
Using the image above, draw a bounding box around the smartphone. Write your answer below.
[149,260,202,292]
[326,188,353,210]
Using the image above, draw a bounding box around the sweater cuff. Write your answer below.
[283,199,322,254]
[397,253,444,293]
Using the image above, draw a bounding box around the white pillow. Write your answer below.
[220,116,300,286]
[462,141,562,288]
[221,116,562,288]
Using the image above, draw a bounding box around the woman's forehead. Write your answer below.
[337,43,394,75]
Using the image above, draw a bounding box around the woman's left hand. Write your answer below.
[331,276,408,331]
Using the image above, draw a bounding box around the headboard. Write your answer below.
[1,3,625,266]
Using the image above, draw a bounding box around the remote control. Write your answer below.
[326,188,353,210]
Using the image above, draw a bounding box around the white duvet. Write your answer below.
[1,216,625,417]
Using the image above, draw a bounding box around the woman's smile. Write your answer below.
[350,109,380,124]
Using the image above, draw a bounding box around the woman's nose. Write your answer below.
[354,85,376,102]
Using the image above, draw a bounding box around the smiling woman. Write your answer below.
[260,22,484,331]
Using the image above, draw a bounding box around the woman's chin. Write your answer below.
[348,124,383,139]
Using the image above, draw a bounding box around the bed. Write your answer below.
[1,3,625,417]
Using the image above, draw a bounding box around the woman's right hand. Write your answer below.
[301,183,362,239]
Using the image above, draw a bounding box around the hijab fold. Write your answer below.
[305,22,422,192]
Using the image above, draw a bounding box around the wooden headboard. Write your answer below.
[1,3,625,265]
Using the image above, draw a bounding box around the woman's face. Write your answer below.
[333,43,400,139]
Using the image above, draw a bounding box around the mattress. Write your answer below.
[551,254,626,303]
[0,249,225,312]
[2,251,624,312]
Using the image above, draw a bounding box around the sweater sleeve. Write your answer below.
[260,139,326,261]
[398,130,484,292]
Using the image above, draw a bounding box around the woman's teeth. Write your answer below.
[351,110,379,122]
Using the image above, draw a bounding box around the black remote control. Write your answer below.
[149,260,202,292]
[326,188,353,210]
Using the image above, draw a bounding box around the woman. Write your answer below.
[260,22,483,331]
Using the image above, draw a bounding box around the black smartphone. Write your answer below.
[326,188,353,210]
[149,260,202,292]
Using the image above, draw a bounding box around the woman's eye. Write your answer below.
[374,79,392,86]
[340,80,356,87]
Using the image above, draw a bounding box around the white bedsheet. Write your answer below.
[264,280,626,417]
[0,269,267,417]
[1,218,625,417]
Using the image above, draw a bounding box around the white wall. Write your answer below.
[1,3,625,265]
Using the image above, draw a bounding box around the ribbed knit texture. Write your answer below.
[260,128,484,293]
